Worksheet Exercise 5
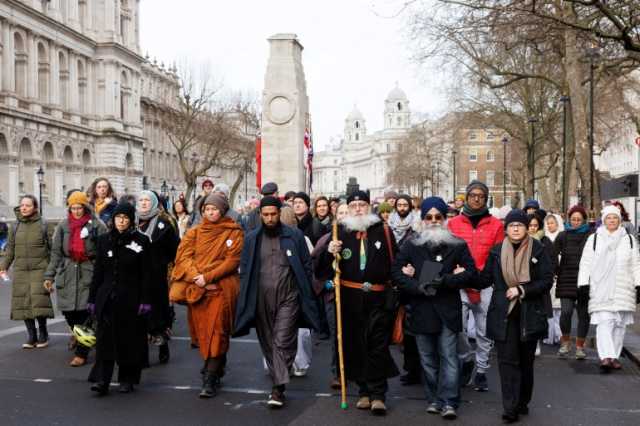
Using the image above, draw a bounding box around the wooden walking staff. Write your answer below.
[332,221,348,409]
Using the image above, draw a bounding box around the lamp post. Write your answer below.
[502,136,508,206]
[560,96,570,213]
[161,180,168,196]
[36,166,44,216]
[527,117,538,197]
[452,148,457,197]
[585,44,600,210]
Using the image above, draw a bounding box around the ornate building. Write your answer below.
[0,0,184,218]
[312,84,414,199]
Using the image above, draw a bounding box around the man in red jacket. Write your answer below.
[447,180,504,392]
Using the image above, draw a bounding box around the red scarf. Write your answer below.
[69,213,91,262]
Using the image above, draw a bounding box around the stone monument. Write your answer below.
[261,34,309,192]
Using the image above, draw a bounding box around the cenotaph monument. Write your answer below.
[260,34,309,192]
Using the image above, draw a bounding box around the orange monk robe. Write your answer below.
[171,217,243,359]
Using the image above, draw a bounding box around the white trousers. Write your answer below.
[459,287,493,373]
[262,328,312,372]
[596,319,627,360]
[543,309,562,345]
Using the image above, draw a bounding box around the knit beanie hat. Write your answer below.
[421,197,449,219]
[213,183,230,198]
[504,209,530,228]
[524,199,540,211]
[293,192,311,208]
[260,196,282,210]
[465,180,489,197]
[203,193,229,215]
[201,179,214,189]
[67,191,89,207]
[384,190,399,200]
[112,202,136,223]
[601,205,622,223]
[567,205,587,220]
[347,190,370,205]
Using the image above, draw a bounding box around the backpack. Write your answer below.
[592,230,634,251]
[11,219,50,253]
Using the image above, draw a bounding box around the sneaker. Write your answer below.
[22,340,36,349]
[441,406,457,420]
[370,400,387,415]
[267,389,285,408]
[557,341,571,358]
[460,360,475,387]
[535,341,541,357]
[292,366,307,377]
[575,346,587,360]
[473,372,488,392]
[426,403,441,414]
[356,396,371,409]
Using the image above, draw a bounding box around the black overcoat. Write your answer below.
[391,237,478,334]
[89,229,152,366]
[479,239,554,342]
[553,229,591,299]
[233,224,321,337]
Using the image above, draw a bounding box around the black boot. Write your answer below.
[159,343,170,364]
[199,372,218,398]
[90,382,109,396]
[23,320,37,349]
[36,317,49,348]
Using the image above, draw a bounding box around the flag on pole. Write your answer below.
[255,132,262,190]
[304,127,314,192]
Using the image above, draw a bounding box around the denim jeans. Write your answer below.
[415,326,460,409]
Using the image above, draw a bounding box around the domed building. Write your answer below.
[312,83,413,198]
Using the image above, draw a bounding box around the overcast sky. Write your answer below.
[139,0,445,150]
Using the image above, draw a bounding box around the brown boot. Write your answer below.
[575,338,587,360]
[356,396,371,409]
[69,356,86,367]
[557,336,571,358]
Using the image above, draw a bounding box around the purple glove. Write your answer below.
[137,304,152,316]
[87,303,96,315]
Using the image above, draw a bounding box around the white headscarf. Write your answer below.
[544,214,565,243]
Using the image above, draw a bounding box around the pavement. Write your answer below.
[0,285,639,426]
[622,311,640,367]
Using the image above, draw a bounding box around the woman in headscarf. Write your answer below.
[479,210,553,423]
[43,191,107,366]
[172,194,243,398]
[88,177,117,228]
[136,190,180,364]
[553,205,592,360]
[578,205,640,372]
[543,214,565,345]
[0,195,53,349]
[88,202,152,395]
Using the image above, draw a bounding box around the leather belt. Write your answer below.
[341,279,386,293]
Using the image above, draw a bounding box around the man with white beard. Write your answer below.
[316,190,399,415]
[391,197,478,420]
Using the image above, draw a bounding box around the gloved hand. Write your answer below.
[137,304,152,316]
[420,276,443,297]
[87,303,96,315]
[324,280,334,291]
[578,285,590,301]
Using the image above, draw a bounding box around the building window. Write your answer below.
[469,132,477,140]
[486,170,495,187]
[487,150,495,162]
[488,195,494,208]
[355,133,359,141]
[355,121,359,129]
[469,150,477,162]
[469,170,478,183]
[397,102,402,111]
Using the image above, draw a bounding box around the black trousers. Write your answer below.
[403,333,422,377]
[91,359,142,385]
[357,378,389,402]
[63,310,90,358]
[495,307,537,416]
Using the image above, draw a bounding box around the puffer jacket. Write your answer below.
[43,214,107,312]
[553,228,591,299]
[0,208,53,320]
[577,230,640,314]
[447,213,504,271]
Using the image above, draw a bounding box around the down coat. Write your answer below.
[0,208,53,320]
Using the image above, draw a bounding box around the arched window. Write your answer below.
[14,32,27,97]
[82,149,91,164]
[42,142,54,161]
[37,42,49,102]
[63,145,74,163]
[486,150,495,162]
[0,134,9,154]
[397,102,402,111]
[19,138,32,158]
[355,121,359,129]
[77,59,86,113]
[58,51,69,109]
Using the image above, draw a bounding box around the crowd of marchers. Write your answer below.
[0,176,639,424]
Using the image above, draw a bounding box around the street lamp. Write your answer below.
[585,43,600,210]
[528,117,538,197]
[502,136,508,206]
[36,166,44,216]
[560,96,571,213]
[161,180,168,196]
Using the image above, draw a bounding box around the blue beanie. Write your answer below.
[524,199,540,210]
[504,209,530,229]
[421,197,448,219]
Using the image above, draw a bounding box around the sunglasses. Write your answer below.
[425,214,444,221]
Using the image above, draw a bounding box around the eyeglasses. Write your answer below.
[425,214,443,221]
[468,193,486,200]
[508,223,526,229]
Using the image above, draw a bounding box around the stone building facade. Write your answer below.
[0,0,186,218]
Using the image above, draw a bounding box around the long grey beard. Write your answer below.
[342,213,380,232]
[411,222,458,247]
